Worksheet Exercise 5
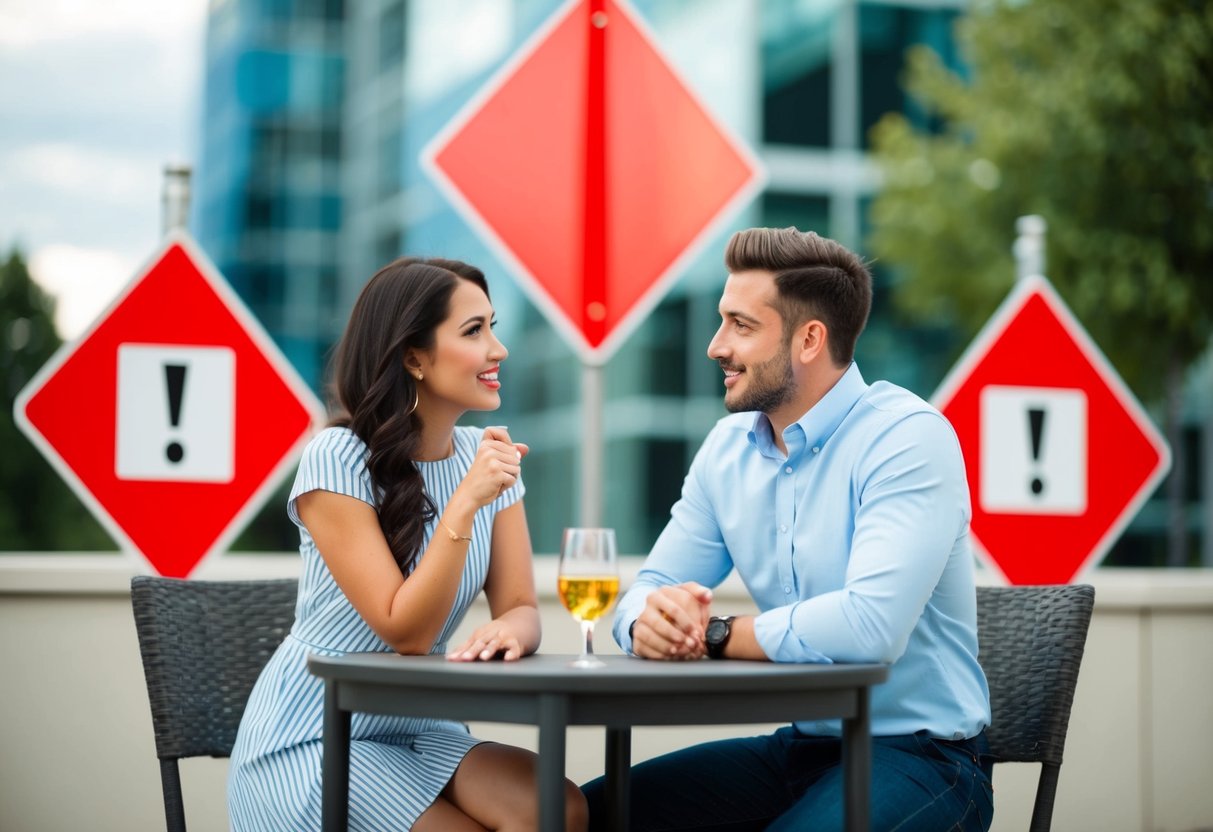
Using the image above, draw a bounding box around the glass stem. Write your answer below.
[581,619,595,658]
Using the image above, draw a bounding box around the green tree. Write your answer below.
[869,0,1213,565]
[0,248,114,551]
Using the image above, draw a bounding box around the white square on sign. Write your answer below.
[980,386,1086,515]
[116,344,235,482]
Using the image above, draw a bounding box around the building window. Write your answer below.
[259,0,293,23]
[377,104,404,198]
[320,125,341,160]
[646,298,689,398]
[375,231,402,270]
[859,4,961,145]
[643,439,687,545]
[761,192,830,237]
[296,0,344,21]
[379,1,406,72]
[252,122,289,178]
[245,192,274,229]
[320,194,341,230]
[246,265,287,313]
[237,50,290,113]
[761,0,835,147]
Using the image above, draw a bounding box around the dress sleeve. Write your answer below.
[287,429,378,527]
[492,472,526,511]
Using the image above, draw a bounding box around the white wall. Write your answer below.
[1,557,1211,832]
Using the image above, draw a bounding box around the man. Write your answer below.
[583,227,993,831]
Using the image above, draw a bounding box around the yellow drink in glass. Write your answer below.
[558,575,620,622]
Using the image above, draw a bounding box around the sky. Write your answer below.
[0,0,207,340]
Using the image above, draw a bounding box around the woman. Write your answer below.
[228,257,588,831]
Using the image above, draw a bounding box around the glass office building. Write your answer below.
[196,0,1207,562]
[195,0,347,392]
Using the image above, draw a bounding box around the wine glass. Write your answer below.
[557,527,619,668]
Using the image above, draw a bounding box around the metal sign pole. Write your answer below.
[161,164,192,236]
[578,2,607,530]
[1013,214,1046,282]
[579,362,604,527]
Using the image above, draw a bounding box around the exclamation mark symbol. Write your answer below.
[1028,407,1045,496]
[165,363,187,464]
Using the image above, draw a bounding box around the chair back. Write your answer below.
[131,575,297,830]
[976,583,1095,832]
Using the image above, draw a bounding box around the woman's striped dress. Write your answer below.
[227,425,524,831]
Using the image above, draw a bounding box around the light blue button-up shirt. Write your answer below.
[613,363,991,739]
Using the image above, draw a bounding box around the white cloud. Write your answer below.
[409,2,512,99]
[29,244,136,341]
[0,0,204,50]
[0,0,207,319]
[5,143,160,204]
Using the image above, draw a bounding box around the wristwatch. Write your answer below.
[705,615,734,659]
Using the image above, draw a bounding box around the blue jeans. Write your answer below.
[581,727,994,831]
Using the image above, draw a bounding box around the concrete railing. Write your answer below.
[1,555,1211,832]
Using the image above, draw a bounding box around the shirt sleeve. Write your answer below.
[613,426,736,654]
[753,410,970,664]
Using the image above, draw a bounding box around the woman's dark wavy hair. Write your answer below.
[328,256,489,573]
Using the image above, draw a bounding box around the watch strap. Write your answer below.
[706,615,734,659]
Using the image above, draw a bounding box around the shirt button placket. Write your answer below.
[776,456,794,598]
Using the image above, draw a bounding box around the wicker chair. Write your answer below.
[976,583,1095,832]
[131,575,298,832]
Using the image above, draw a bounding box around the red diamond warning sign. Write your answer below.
[15,233,324,578]
[933,275,1171,585]
[423,0,763,363]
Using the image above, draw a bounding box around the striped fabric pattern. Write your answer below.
[228,426,524,831]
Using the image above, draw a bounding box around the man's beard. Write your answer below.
[723,347,796,414]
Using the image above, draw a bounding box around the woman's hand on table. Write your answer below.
[446,619,526,662]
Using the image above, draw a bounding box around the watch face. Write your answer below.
[706,618,728,644]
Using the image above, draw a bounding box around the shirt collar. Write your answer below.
[746,363,868,459]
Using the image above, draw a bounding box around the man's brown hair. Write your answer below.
[725,227,872,366]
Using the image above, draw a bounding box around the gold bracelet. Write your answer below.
[438,517,472,543]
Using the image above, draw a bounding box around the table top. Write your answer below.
[308,653,888,695]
